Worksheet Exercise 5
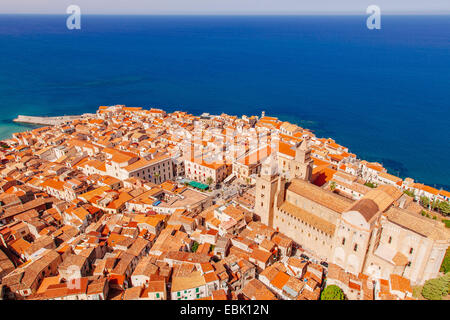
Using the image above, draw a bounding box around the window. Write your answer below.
[388,236,392,244]
[177,292,180,297]
[342,238,346,245]
[156,293,160,298]
[409,248,414,254]
[354,244,358,252]
[196,288,199,293]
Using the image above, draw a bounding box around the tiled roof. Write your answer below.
[279,201,336,236]
[288,178,352,213]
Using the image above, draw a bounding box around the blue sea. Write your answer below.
[0,15,449,189]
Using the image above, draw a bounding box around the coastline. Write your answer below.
[13,114,96,126]
[3,108,449,191]
[1,15,449,194]
[0,114,97,142]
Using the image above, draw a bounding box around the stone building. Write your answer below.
[254,140,450,285]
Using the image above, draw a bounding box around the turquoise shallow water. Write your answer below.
[0,15,449,189]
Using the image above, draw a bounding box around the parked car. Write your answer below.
[300,254,310,260]
[320,261,329,268]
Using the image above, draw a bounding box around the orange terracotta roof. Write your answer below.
[270,271,290,290]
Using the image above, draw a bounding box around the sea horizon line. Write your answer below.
[1,12,450,16]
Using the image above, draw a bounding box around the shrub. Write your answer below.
[440,248,450,274]
[443,220,450,228]
[364,182,377,188]
[321,285,345,300]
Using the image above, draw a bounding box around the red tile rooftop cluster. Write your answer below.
[0,105,448,300]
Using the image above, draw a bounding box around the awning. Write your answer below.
[223,173,236,183]
[189,181,209,190]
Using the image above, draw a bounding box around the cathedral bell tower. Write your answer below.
[255,152,279,227]
[292,137,313,181]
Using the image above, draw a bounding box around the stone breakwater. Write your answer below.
[13,114,96,126]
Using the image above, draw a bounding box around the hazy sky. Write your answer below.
[1,0,449,14]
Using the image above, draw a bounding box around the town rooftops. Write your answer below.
[241,278,276,300]
[171,269,205,292]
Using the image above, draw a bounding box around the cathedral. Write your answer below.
[255,139,450,285]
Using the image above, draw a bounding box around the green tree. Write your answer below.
[421,273,450,300]
[320,285,345,300]
[191,241,199,253]
[403,189,415,197]
[206,177,213,185]
[439,201,450,216]
[431,200,440,212]
[420,196,430,209]
[330,182,336,191]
